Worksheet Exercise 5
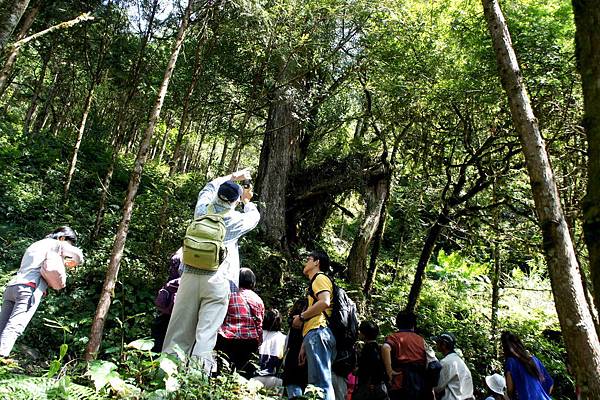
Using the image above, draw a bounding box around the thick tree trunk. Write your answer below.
[64,85,94,200]
[0,0,30,52]
[0,0,38,99]
[347,174,389,285]
[85,0,192,361]
[482,0,600,395]
[572,0,600,322]
[405,209,449,313]
[255,90,302,247]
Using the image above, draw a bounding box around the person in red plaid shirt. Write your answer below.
[215,268,265,378]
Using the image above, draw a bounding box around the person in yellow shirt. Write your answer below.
[292,250,336,400]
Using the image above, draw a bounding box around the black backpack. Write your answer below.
[308,272,359,376]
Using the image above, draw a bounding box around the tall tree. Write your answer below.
[572,0,600,317]
[482,0,600,395]
[85,0,193,361]
[0,0,30,51]
[0,0,39,99]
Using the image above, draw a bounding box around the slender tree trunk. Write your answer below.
[192,130,206,171]
[157,112,173,163]
[490,180,501,356]
[85,0,192,361]
[170,37,206,174]
[405,208,449,313]
[0,0,30,52]
[63,85,94,200]
[482,0,600,395]
[30,69,59,136]
[91,136,123,244]
[0,0,38,99]
[572,0,600,322]
[363,172,392,295]
[23,52,48,136]
[218,135,229,174]
[204,136,217,179]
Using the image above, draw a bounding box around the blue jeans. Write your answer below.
[287,384,303,398]
[303,326,336,400]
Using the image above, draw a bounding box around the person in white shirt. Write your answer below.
[0,226,83,358]
[162,168,260,374]
[433,333,475,400]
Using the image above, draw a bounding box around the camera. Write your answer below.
[241,179,253,189]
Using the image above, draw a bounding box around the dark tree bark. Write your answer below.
[22,50,49,136]
[0,0,30,52]
[347,169,390,285]
[0,0,38,99]
[255,89,302,247]
[482,0,600,395]
[204,136,217,179]
[572,0,600,321]
[405,209,449,313]
[85,0,192,361]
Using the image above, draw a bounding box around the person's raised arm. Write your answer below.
[194,168,251,218]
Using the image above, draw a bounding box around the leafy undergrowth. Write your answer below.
[0,339,292,400]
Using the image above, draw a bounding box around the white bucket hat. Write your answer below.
[485,373,507,395]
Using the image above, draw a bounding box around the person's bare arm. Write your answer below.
[292,290,331,328]
[381,343,394,382]
[506,371,514,398]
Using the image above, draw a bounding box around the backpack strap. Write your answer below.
[307,272,333,322]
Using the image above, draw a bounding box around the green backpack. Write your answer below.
[182,204,229,271]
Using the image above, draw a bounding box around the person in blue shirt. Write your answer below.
[501,331,553,400]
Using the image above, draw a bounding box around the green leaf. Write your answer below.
[159,356,178,376]
[59,343,68,360]
[46,360,61,378]
[127,338,154,351]
[86,360,117,391]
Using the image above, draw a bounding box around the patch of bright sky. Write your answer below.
[125,0,175,34]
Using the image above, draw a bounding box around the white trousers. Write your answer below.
[162,270,229,374]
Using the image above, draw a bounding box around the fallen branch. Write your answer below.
[10,13,94,50]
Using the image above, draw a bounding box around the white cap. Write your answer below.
[485,373,506,395]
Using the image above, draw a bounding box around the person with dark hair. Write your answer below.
[151,248,184,353]
[433,333,474,400]
[215,268,264,378]
[381,310,432,400]
[292,250,336,400]
[352,321,389,400]
[0,226,83,358]
[283,298,308,399]
[252,308,287,389]
[501,331,553,400]
[162,168,260,374]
